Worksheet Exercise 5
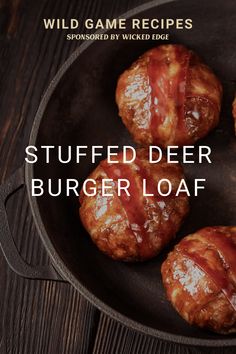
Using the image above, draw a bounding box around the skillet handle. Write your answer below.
[0,166,64,281]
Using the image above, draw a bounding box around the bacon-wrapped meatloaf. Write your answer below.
[79,148,189,261]
[116,44,222,148]
[161,226,236,334]
[232,95,236,134]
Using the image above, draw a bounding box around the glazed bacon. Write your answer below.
[79,148,189,261]
[116,44,222,148]
[161,226,236,334]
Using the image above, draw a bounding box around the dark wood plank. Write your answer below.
[93,314,236,354]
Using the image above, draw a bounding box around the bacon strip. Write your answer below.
[147,45,190,145]
[101,158,153,259]
[178,233,236,312]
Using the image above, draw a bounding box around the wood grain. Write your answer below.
[0,0,235,353]
[93,315,236,354]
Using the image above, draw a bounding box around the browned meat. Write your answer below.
[116,44,222,148]
[79,148,189,261]
[232,95,236,134]
[161,226,236,334]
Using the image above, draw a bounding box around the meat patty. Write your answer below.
[116,44,222,148]
[161,226,236,334]
[232,94,236,134]
[79,148,189,261]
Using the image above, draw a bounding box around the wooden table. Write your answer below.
[0,0,235,352]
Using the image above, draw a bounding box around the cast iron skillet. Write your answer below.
[0,0,236,347]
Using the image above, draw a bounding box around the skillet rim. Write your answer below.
[25,0,236,346]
